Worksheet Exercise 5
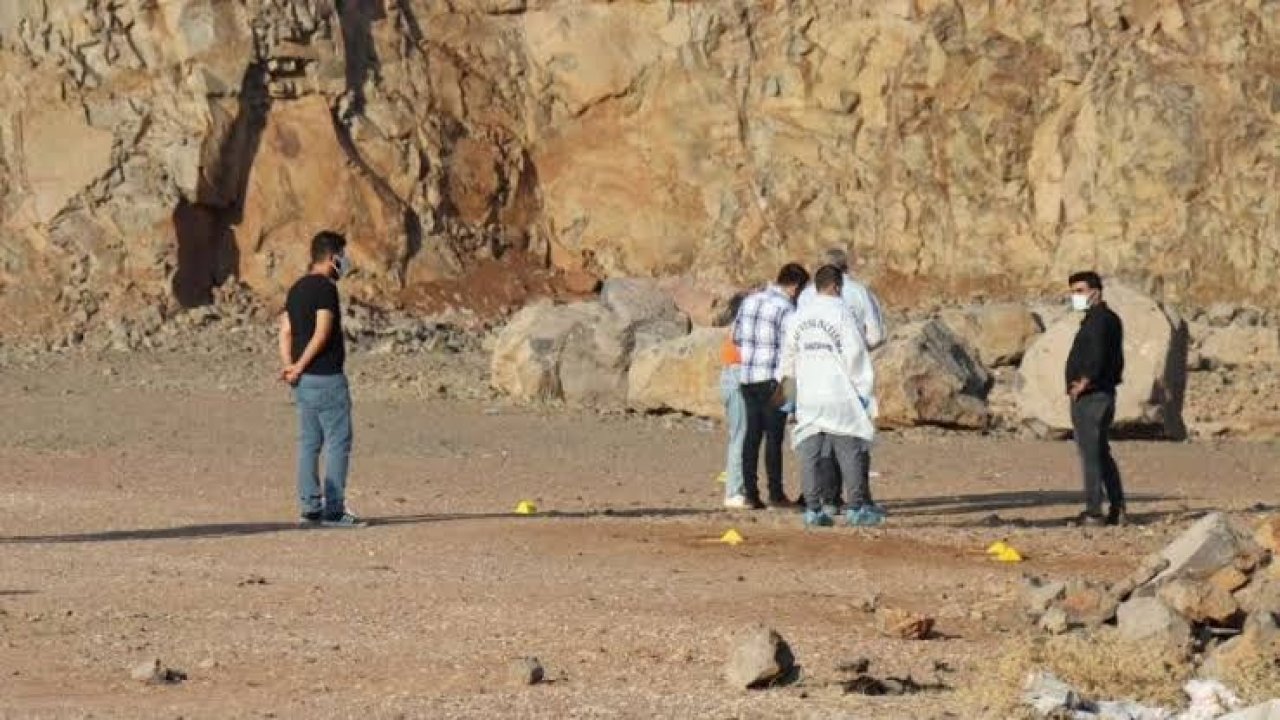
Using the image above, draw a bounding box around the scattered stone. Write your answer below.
[130,659,186,685]
[508,656,545,686]
[1115,596,1191,646]
[1158,578,1241,626]
[1038,607,1070,635]
[724,625,795,689]
[855,592,881,613]
[1254,514,1280,554]
[1023,577,1067,614]
[1233,575,1280,616]
[237,575,268,587]
[875,608,935,640]
[1061,583,1117,626]
[1023,671,1086,716]
[1201,612,1280,680]
[1151,513,1261,585]
[1208,567,1250,594]
[1109,556,1172,603]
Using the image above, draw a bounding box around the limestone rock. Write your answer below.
[1017,283,1187,437]
[600,278,682,326]
[1115,596,1191,646]
[724,625,794,689]
[627,328,726,419]
[1197,326,1280,368]
[1157,579,1240,626]
[1201,612,1280,683]
[873,320,991,429]
[875,608,935,640]
[1255,514,1280,554]
[508,656,544,686]
[939,304,1043,367]
[1151,512,1261,585]
[490,302,632,406]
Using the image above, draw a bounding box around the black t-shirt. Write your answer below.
[285,274,345,375]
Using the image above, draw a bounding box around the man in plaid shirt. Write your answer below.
[732,263,811,509]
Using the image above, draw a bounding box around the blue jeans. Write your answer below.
[719,365,746,499]
[293,373,353,517]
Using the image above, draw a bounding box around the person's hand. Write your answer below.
[282,363,304,385]
[1068,378,1088,401]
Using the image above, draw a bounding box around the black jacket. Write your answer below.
[1065,303,1124,394]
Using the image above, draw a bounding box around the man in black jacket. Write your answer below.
[1065,271,1127,527]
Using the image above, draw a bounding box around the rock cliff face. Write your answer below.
[0,1,1277,339]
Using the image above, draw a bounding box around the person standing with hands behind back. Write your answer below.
[279,231,364,528]
[1065,271,1126,527]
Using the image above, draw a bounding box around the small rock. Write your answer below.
[875,608,935,640]
[725,625,795,689]
[855,592,881,613]
[1115,596,1191,646]
[1209,566,1250,594]
[1253,514,1280,554]
[508,656,544,686]
[1158,578,1241,625]
[130,659,186,685]
[1038,607,1070,635]
[1022,577,1067,613]
[1022,671,1085,716]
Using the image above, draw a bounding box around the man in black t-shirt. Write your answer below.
[279,231,362,528]
[1065,271,1126,527]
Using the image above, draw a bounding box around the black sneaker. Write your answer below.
[300,511,323,526]
[321,512,367,529]
[1076,512,1106,528]
[745,496,767,510]
[767,495,795,510]
[1107,508,1129,527]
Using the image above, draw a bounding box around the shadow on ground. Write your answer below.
[0,508,710,545]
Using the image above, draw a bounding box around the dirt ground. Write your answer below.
[0,348,1276,719]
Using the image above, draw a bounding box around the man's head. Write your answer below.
[1068,271,1103,311]
[775,263,811,302]
[310,231,350,280]
[814,264,844,297]
[819,247,850,272]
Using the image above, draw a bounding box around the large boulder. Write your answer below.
[599,277,691,352]
[1115,596,1191,646]
[490,302,633,406]
[627,328,726,419]
[1195,325,1280,368]
[939,304,1044,367]
[1016,283,1188,438]
[873,320,991,429]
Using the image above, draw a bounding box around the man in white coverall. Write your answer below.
[777,264,882,528]
[796,246,886,514]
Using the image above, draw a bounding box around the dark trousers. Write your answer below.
[1071,391,1125,515]
[740,381,787,501]
[798,433,871,512]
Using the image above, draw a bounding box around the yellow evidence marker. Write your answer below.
[719,529,745,545]
[514,500,537,515]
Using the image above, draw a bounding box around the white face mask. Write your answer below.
[332,254,351,280]
[1070,292,1091,312]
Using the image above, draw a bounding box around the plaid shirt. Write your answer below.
[732,285,795,384]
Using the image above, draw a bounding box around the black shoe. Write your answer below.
[1107,508,1129,527]
[1076,512,1106,528]
[767,495,796,510]
[745,496,767,510]
[300,511,322,525]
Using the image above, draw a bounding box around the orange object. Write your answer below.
[721,335,741,366]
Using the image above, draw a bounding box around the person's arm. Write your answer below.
[775,312,797,383]
[862,288,886,350]
[1069,316,1106,399]
[277,312,293,376]
[284,310,334,383]
[843,312,876,411]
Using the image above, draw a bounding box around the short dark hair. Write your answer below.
[776,262,810,289]
[1068,271,1102,290]
[814,264,844,292]
[310,230,347,264]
